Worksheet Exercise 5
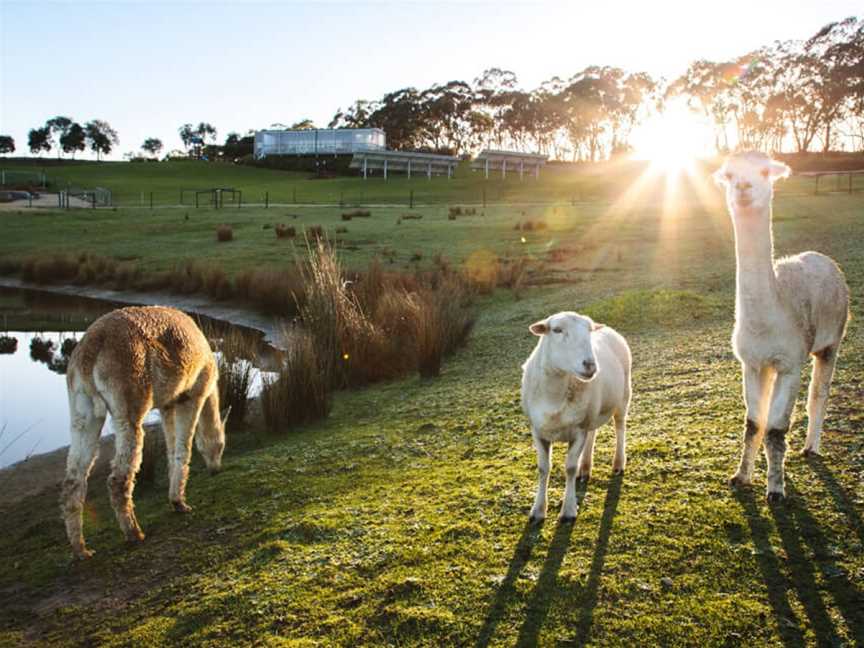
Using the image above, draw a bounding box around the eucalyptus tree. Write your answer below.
[60,122,87,158]
[85,120,119,160]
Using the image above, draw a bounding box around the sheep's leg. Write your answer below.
[764,369,801,503]
[168,398,205,513]
[576,428,596,481]
[612,411,627,474]
[107,417,146,543]
[731,364,771,486]
[803,346,838,456]
[529,435,551,522]
[61,391,106,559]
[560,432,589,522]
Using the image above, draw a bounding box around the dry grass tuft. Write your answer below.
[216,224,234,242]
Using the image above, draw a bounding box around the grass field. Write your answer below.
[1,157,857,208]
[0,167,862,646]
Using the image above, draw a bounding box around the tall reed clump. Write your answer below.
[260,330,331,432]
[411,279,475,377]
[215,329,256,430]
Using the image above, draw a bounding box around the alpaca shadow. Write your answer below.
[733,483,864,647]
[806,455,864,548]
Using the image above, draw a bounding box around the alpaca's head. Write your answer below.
[529,311,604,381]
[713,151,790,215]
[195,400,228,474]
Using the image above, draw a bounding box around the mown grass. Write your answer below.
[0,156,847,207]
[0,176,862,646]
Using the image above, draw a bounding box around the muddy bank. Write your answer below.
[0,277,286,348]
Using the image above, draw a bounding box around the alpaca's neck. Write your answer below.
[732,204,779,318]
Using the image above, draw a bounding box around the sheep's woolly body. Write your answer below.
[61,306,225,559]
[521,313,631,521]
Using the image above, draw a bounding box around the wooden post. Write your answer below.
[519,159,524,181]
[814,176,819,195]
[238,190,242,208]
[407,159,411,179]
[150,192,153,209]
[427,162,431,180]
[502,159,506,179]
[265,191,269,208]
[384,159,388,180]
[195,192,199,208]
[409,189,414,209]
[849,173,853,194]
[363,156,368,179]
[484,158,489,179]
[482,187,486,209]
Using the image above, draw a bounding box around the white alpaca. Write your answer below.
[62,306,229,559]
[521,311,631,521]
[714,152,849,501]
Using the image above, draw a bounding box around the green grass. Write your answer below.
[2,157,853,208]
[1,174,862,646]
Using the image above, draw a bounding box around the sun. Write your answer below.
[630,99,715,173]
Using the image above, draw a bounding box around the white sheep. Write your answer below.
[714,151,849,501]
[521,311,631,522]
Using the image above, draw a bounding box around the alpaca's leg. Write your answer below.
[107,416,146,543]
[764,369,802,502]
[731,364,772,486]
[612,410,627,474]
[168,398,206,513]
[576,428,597,481]
[160,406,177,494]
[803,346,839,456]
[529,435,551,522]
[61,391,105,559]
[561,432,589,521]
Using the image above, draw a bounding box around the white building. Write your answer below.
[254,128,386,158]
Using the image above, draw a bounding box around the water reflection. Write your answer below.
[0,287,281,470]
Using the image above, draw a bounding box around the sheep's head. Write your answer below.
[195,401,229,474]
[530,311,603,381]
[713,151,790,215]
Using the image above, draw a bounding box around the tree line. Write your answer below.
[329,16,864,159]
[1,16,862,162]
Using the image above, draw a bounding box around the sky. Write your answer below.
[0,0,861,160]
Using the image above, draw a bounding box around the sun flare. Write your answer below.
[631,99,715,173]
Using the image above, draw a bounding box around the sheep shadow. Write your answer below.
[475,475,622,648]
[733,480,864,646]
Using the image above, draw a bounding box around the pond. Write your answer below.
[0,286,278,470]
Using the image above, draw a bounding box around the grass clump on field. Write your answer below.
[343,209,371,220]
[274,224,296,239]
[260,331,332,432]
[216,224,233,242]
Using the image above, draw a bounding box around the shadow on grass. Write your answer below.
[474,519,544,648]
[566,473,623,647]
[807,455,864,548]
[734,479,864,646]
[475,476,622,648]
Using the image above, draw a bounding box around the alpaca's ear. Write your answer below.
[529,320,549,336]
[591,322,605,332]
[768,161,791,181]
[712,168,730,187]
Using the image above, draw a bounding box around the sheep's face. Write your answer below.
[530,311,602,381]
[713,151,790,215]
[195,405,229,474]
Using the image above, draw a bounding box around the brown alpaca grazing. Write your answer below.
[61,306,228,559]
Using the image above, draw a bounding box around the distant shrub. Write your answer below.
[335,226,348,234]
[448,206,462,217]
[0,336,17,355]
[343,209,370,219]
[448,213,457,221]
[401,213,423,220]
[216,224,233,242]
[275,224,295,239]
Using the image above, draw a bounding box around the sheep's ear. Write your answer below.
[591,322,605,332]
[529,320,549,336]
[712,168,730,187]
[768,161,791,181]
